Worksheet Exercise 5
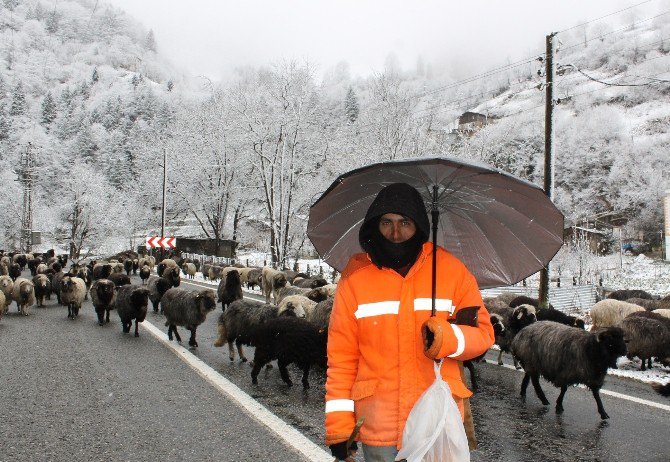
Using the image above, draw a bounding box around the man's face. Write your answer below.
[378,213,417,243]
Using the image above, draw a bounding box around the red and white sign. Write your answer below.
[146,236,177,249]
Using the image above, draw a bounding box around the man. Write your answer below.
[325,183,495,462]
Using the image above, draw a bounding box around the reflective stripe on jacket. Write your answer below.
[325,242,495,448]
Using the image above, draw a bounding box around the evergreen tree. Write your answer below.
[10,82,27,116]
[3,0,19,11]
[5,42,15,70]
[74,120,98,163]
[41,91,57,128]
[344,87,359,123]
[91,67,99,84]
[45,10,59,34]
[166,80,174,92]
[0,103,10,141]
[144,29,157,52]
[34,2,45,20]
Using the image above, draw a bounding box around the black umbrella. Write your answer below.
[307,157,564,309]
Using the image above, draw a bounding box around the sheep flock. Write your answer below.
[1,248,669,420]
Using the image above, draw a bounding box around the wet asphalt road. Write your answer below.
[1,273,669,462]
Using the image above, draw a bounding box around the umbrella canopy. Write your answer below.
[307,157,564,289]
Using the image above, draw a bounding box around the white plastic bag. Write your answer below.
[395,361,470,462]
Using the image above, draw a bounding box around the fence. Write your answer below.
[481,284,598,314]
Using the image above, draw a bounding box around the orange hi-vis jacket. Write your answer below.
[325,242,495,448]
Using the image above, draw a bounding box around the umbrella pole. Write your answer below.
[431,185,439,317]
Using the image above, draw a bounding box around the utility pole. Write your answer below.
[161,145,167,261]
[19,143,36,253]
[538,32,557,308]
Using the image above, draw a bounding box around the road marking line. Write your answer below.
[483,359,670,412]
[141,319,333,462]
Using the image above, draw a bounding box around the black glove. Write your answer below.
[329,441,358,460]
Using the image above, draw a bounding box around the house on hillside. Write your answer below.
[457,111,487,135]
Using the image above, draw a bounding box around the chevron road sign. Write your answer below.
[146,236,177,249]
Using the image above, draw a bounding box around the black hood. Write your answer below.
[359,183,430,270]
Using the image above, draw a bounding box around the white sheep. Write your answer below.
[261,267,289,304]
[0,275,14,313]
[277,294,312,319]
[60,276,87,319]
[590,299,645,329]
[12,277,35,316]
[652,308,670,319]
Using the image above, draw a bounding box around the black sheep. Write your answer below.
[115,285,150,337]
[139,265,151,285]
[511,321,626,419]
[123,259,133,276]
[250,316,327,389]
[147,276,173,313]
[607,289,653,301]
[217,269,242,311]
[90,279,116,326]
[108,272,131,287]
[292,276,328,289]
[161,288,217,347]
[213,299,297,362]
[92,263,112,280]
[8,263,21,281]
[536,307,585,329]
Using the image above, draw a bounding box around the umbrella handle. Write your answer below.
[430,185,439,317]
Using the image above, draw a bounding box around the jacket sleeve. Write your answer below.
[324,276,360,445]
[427,266,495,361]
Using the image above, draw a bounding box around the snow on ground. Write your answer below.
[601,253,670,296]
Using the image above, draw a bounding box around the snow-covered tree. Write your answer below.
[344,87,359,123]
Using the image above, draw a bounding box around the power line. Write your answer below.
[559,9,670,52]
[557,0,655,33]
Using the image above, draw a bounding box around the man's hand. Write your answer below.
[329,441,358,461]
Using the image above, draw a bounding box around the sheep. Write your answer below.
[217,269,242,311]
[590,299,645,329]
[32,274,51,307]
[50,270,66,305]
[261,267,288,304]
[9,263,21,281]
[292,276,328,289]
[208,265,224,281]
[483,297,510,316]
[147,276,174,313]
[246,268,263,290]
[108,272,131,287]
[624,297,661,311]
[653,308,670,319]
[511,321,627,419]
[275,285,310,304]
[60,276,87,319]
[0,275,14,313]
[201,263,212,281]
[464,312,506,392]
[13,253,27,270]
[0,291,4,321]
[115,285,150,337]
[278,295,313,319]
[93,263,113,280]
[182,262,197,280]
[160,265,181,288]
[310,298,334,331]
[626,310,670,330]
[161,288,217,348]
[493,304,537,367]
[139,265,151,285]
[536,307,585,329]
[76,266,93,300]
[607,289,653,301]
[124,259,133,275]
[237,267,259,286]
[90,279,117,326]
[509,295,555,310]
[496,292,522,306]
[0,262,7,276]
[36,263,48,275]
[250,316,328,389]
[157,258,178,277]
[283,270,309,284]
[110,262,125,274]
[213,299,300,362]
[12,277,35,316]
[618,315,670,371]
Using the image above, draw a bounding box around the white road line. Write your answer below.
[483,359,670,412]
[140,319,333,462]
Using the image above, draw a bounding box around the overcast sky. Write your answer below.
[105,0,663,81]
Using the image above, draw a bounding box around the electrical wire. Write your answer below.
[557,0,655,33]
